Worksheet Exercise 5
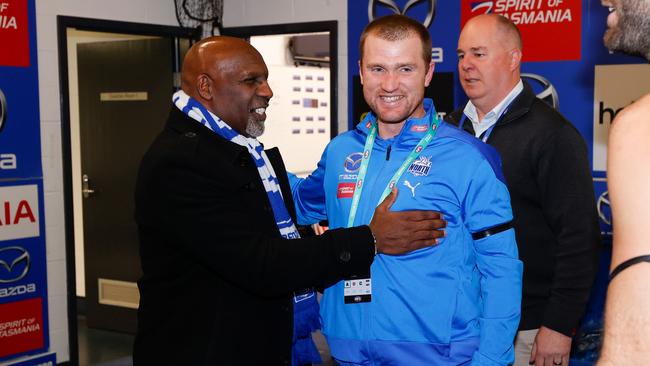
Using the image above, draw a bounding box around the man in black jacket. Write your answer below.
[449,14,600,366]
[133,36,445,366]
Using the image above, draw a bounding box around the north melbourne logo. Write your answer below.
[408,155,432,177]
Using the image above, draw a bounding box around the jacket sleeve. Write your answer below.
[536,123,601,335]
[463,158,523,366]
[289,147,329,226]
[135,143,374,297]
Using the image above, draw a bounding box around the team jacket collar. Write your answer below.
[356,98,438,146]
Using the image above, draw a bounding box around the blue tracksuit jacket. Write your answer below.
[290,99,522,365]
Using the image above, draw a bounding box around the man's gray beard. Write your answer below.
[604,2,650,61]
[245,118,265,138]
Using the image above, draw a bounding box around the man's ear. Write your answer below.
[424,60,435,87]
[197,74,213,100]
[510,48,522,71]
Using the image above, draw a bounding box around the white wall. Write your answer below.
[28,0,348,363]
[223,0,349,134]
[32,1,178,364]
[251,34,332,175]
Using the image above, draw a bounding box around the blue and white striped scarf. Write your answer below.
[173,90,321,365]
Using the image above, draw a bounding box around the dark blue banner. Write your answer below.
[0,0,49,362]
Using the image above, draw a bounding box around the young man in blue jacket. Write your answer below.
[290,15,523,366]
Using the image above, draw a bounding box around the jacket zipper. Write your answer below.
[385,145,392,161]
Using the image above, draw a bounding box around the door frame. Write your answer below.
[222,21,339,138]
[57,16,195,365]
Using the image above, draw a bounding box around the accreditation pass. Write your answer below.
[344,277,372,304]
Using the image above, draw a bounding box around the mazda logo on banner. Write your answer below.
[0,88,6,132]
[0,246,31,284]
[597,190,611,226]
[470,1,493,14]
[368,0,437,28]
[521,73,560,110]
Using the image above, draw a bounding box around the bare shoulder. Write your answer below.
[607,92,650,266]
[610,93,650,137]
[608,93,650,161]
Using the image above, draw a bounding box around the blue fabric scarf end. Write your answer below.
[292,290,322,365]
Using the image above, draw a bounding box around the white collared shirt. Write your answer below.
[463,80,524,139]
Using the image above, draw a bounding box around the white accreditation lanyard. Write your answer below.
[343,114,441,304]
[347,115,442,228]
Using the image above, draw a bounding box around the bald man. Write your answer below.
[598,1,650,364]
[447,15,601,366]
[133,36,445,365]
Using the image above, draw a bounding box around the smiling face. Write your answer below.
[359,33,434,128]
[456,15,522,116]
[201,46,273,137]
[183,37,273,137]
[602,0,650,61]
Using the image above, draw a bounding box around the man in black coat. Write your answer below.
[449,15,601,366]
[133,36,445,366]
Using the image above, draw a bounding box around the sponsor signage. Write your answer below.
[0,1,42,181]
[521,73,559,110]
[592,64,650,172]
[368,0,437,29]
[593,178,612,239]
[0,298,44,359]
[460,0,581,62]
[0,88,6,131]
[337,183,356,198]
[0,0,29,67]
[0,0,49,362]
[344,153,363,173]
[0,185,40,242]
[0,181,48,362]
[0,246,30,284]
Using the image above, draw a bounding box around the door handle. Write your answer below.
[82,174,96,198]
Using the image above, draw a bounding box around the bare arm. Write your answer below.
[598,93,650,365]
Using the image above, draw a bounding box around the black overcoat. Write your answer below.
[133,107,374,365]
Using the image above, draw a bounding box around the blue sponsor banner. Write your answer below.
[0,179,49,361]
[0,0,42,180]
[347,1,642,364]
[0,0,49,362]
